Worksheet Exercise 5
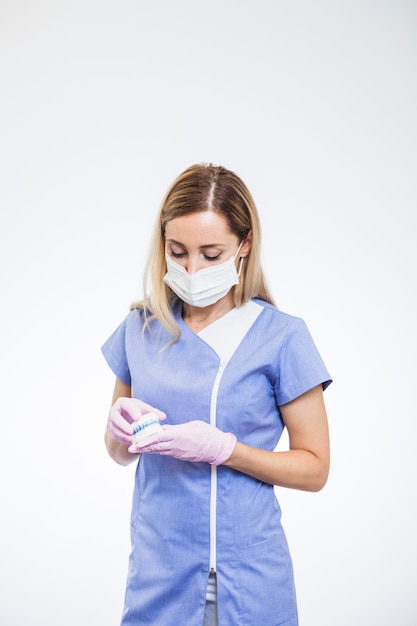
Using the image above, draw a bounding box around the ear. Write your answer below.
[240,230,253,257]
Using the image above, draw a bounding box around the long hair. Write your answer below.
[132,163,275,342]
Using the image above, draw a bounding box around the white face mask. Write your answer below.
[163,243,243,308]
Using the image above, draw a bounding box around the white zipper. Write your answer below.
[197,302,263,573]
[209,359,227,573]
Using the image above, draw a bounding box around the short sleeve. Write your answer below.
[274,317,332,406]
[101,317,131,386]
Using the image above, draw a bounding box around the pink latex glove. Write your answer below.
[129,420,237,466]
[107,397,166,445]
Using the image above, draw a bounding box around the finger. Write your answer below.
[128,441,165,454]
[128,430,167,454]
[140,403,167,421]
[127,397,166,421]
[107,415,133,441]
[109,409,134,432]
[115,398,145,423]
[108,424,132,445]
[113,432,133,445]
[116,397,167,423]
[129,426,172,454]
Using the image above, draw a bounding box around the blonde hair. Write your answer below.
[131,163,275,342]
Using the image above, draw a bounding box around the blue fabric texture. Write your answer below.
[101,298,332,626]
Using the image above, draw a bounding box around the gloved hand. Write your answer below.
[107,397,166,445]
[129,420,237,466]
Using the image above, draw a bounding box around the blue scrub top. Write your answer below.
[102,298,332,626]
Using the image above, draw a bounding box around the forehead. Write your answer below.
[164,211,235,243]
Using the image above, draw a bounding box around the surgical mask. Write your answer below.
[163,242,243,308]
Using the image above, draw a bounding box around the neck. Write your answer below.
[182,293,235,332]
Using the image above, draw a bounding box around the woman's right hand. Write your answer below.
[107,396,166,445]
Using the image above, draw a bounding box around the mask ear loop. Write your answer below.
[235,241,245,277]
[237,257,244,278]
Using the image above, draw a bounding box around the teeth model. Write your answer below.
[131,412,163,443]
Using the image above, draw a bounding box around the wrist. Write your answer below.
[212,432,237,466]
[105,428,138,466]
[222,439,245,468]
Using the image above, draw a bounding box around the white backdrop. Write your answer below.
[1,1,416,624]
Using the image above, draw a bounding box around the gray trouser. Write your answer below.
[203,573,218,626]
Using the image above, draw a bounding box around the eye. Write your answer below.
[168,244,187,258]
[204,253,222,261]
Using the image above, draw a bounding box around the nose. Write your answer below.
[184,255,202,275]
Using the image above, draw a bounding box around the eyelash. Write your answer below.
[170,251,222,262]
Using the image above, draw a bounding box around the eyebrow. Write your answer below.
[165,238,226,249]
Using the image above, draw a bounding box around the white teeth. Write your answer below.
[131,412,162,443]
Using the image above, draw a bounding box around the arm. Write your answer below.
[223,385,330,492]
[104,378,139,466]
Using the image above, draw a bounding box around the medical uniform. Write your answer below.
[102,297,332,626]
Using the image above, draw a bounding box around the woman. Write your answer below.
[102,163,332,626]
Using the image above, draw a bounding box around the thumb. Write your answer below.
[112,397,159,423]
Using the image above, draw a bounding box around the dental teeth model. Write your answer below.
[131,412,163,444]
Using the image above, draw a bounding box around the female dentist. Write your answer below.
[102,163,332,626]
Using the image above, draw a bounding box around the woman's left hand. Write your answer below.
[128,420,236,466]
